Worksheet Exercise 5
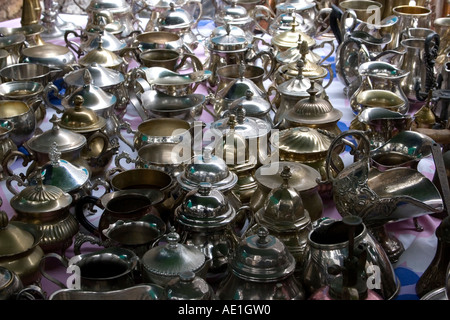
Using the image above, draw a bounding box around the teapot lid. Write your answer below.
[158,3,195,29]
[276,0,315,11]
[256,166,311,232]
[35,142,90,193]
[62,69,118,113]
[229,90,272,117]
[209,24,248,52]
[230,226,296,281]
[211,106,271,139]
[27,115,87,154]
[0,210,36,256]
[286,81,342,125]
[85,0,131,13]
[255,160,320,192]
[216,0,252,25]
[78,37,124,69]
[63,63,125,87]
[59,95,107,133]
[142,228,206,277]
[10,174,73,214]
[176,182,236,230]
[277,59,324,97]
[177,148,238,192]
[164,271,216,300]
[271,126,333,160]
[0,33,25,48]
[271,22,315,49]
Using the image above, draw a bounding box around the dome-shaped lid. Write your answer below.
[59,95,107,133]
[84,30,127,53]
[142,228,206,277]
[177,148,238,192]
[62,69,117,113]
[164,271,215,300]
[271,126,333,158]
[255,161,320,192]
[27,115,87,153]
[211,106,271,139]
[271,22,316,49]
[176,182,235,230]
[230,226,296,281]
[158,3,195,29]
[64,63,125,88]
[228,90,271,117]
[277,59,324,97]
[146,0,187,9]
[85,0,131,13]
[0,33,25,48]
[0,210,37,256]
[276,0,315,11]
[10,174,73,214]
[216,0,251,25]
[256,166,310,232]
[35,142,90,193]
[78,37,124,69]
[208,24,248,52]
[286,81,342,125]
[210,24,250,41]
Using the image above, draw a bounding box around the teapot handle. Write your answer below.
[322,129,372,183]
[186,0,203,28]
[73,232,110,256]
[5,174,28,196]
[75,195,104,237]
[232,205,255,240]
[64,29,83,58]
[85,130,110,157]
[43,82,65,114]
[320,63,334,89]
[315,8,333,39]
[2,150,32,180]
[252,4,276,35]
[311,39,335,66]
[39,252,69,290]
[114,151,137,171]
[175,52,204,73]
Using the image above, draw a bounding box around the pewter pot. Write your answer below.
[0,209,44,286]
[216,227,305,300]
[40,247,139,292]
[174,182,254,276]
[141,228,211,287]
[75,188,165,241]
[0,81,46,127]
[6,174,78,257]
[302,217,400,300]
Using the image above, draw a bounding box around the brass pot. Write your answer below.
[0,120,17,181]
[250,161,322,222]
[58,95,119,178]
[0,209,44,286]
[7,175,78,257]
[141,228,211,287]
[106,167,176,223]
[2,114,88,179]
[0,81,46,127]
[132,118,194,151]
[19,43,76,78]
[0,100,36,147]
[115,142,189,178]
[216,226,305,300]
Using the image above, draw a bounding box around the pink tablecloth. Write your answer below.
[0,14,445,301]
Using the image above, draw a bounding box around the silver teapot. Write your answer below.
[216,226,306,300]
[174,182,253,276]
